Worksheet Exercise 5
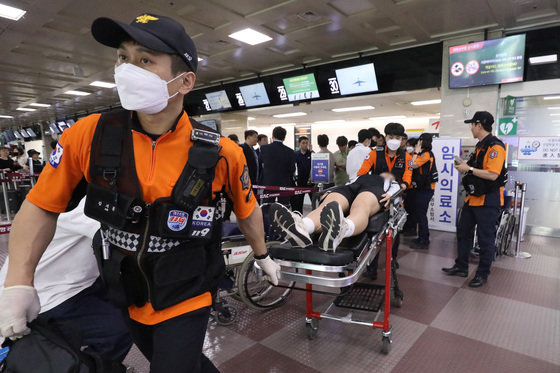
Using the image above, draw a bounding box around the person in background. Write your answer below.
[443,111,506,288]
[346,129,372,183]
[407,133,437,249]
[0,198,132,366]
[27,149,45,174]
[405,137,417,155]
[259,126,296,205]
[402,137,419,236]
[292,136,312,214]
[334,136,349,186]
[348,140,357,151]
[227,134,240,145]
[11,147,27,171]
[256,134,268,184]
[0,146,19,172]
[368,127,384,150]
[241,130,259,185]
[400,133,408,150]
[317,134,335,186]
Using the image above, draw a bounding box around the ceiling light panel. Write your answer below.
[410,99,442,106]
[90,81,116,88]
[332,106,375,112]
[229,28,272,45]
[0,4,26,21]
[65,90,91,96]
[272,112,307,118]
[16,107,36,112]
[29,103,51,107]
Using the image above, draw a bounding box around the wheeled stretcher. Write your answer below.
[268,191,407,354]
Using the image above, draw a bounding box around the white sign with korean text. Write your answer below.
[517,136,560,161]
[428,138,462,232]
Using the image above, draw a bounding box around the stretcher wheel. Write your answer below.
[237,242,295,310]
[381,336,392,354]
[391,294,403,308]
[214,304,238,326]
[306,319,319,340]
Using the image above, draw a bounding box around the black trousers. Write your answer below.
[455,204,500,278]
[129,307,219,373]
[291,179,311,213]
[411,189,434,244]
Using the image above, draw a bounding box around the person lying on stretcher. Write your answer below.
[270,173,401,252]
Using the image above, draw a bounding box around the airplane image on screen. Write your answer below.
[252,92,261,100]
[353,77,366,86]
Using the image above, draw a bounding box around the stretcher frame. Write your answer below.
[273,194,407,354]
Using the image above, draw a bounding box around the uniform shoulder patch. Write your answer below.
[240,165,250,190]
[49,142,63,169]
[365,154,370,160]
[489,150,498,159]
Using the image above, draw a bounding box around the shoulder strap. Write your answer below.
[373,149,387,174]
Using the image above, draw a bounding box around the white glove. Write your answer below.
[255,255,281,286]
[0,286,41,340]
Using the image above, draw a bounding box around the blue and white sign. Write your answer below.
[167,210,189,232]
[428,138,461,232]
[311,153,330,183]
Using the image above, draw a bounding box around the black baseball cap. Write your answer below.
[418,133,432,141]
[27,149,40,156]
[91,13,198,73]
[464,111,494,127]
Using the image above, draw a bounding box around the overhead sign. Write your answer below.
[311,152,330,183]
[517,136,560,161]
[429,118,440,133]
[498,117,518,136]
[428,138,462,232]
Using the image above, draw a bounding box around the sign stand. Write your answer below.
[511,182,531,259]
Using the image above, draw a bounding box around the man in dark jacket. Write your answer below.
[259,126,296,205]
[241,130,259,185]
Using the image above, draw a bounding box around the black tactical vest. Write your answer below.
[372,148,407,184]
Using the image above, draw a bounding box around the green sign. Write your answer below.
[498,117,518,136]
[504,95,517,116]
[282,73,320,101]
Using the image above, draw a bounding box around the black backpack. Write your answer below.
[0,319,125,373]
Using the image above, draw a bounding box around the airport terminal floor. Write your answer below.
[3,231,558,373]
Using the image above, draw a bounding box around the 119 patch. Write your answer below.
[167,210,189,232]
[49,142,63,169]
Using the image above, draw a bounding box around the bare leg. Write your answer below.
[306,193,350,233]
[345,192,381,236]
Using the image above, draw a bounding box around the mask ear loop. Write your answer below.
[166,72,187,99]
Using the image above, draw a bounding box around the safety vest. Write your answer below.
[372,148,407,184]
[84,109,225,310]
[462,135,507,196]
[411,150,438,190]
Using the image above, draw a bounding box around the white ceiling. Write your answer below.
[1,0,559,126]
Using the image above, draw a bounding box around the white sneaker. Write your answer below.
[318,201,349,252]
[270,203,313,248]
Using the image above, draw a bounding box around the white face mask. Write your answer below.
[114,63,185,114]
[387,139,401,151]
[406,146,414,154]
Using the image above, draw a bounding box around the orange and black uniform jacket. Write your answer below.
[412,151,436,190]
[357,147,412,187]
[27,111,256,325]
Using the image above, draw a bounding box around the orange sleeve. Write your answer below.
[484,144,506,175]
[402,152,412,187]
[26,115,99,213]
[357,150,376,176]
[217,138,257,219]
[414,152,430,167]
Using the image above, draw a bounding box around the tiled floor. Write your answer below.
[1,231,559,372]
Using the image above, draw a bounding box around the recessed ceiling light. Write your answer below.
[0,4,26,21]
[271,123,296,127]
[272,112,307,118]
[0,115,14,119]
[410,99,441,106]
[332,106,375,112]
[248,116,256,120]
[369,115,407,121]
[65,90,91,96]
[529,54,557,65]
[543,95,560,100]
[16,107,36,112]
[228,28,272,45]
[314,120,346,125]
[29,103,51,107]
[90,81,116,88]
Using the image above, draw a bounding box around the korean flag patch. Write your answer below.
[193,206,215,227]
[49,142,63,169]
[167,210,189,231]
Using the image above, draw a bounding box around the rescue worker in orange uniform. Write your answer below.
[0,13,280,373]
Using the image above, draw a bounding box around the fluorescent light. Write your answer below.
[410,99,442,106]
[90,81,116,88]
[314,120,346,125]
[369,115,407,121]
[272,112,307,118]
[548,107,560,110]
[550,113,560,116]
[0,4,26,21]
[543,95,560,100]
[16,107,36,112]
[228,28,272,46]
[247,117,256,120]
[271,123,296,127]
[29,103,51,107]
[332,105,375,112]
[0,115,14,119]
[529,54,557,65]
[65,90,91,96]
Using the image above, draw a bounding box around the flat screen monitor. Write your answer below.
[49,123,61,134]
[5,130,15,142]
[25,128,37,138]
[282,73,320,101]
[449,34,526,88]
[198,119,218,131]
[13,130,21,139]
[57,121,69,132]
[205,90,232,111]
[239,83,271,107]
[19,129,30,138]
[65,119,75,126]
[335,63,379,95]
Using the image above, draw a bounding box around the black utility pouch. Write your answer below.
[150,201,192,239]
[143,245,207,310]
[461,174,492,196]
[85,183,135,229]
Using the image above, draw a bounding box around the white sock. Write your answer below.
[302,217,315,234]
[343,218,355,238]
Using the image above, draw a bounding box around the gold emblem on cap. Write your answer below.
[136,14,159,23]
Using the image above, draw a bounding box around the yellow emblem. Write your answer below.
[136,14,159,24]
